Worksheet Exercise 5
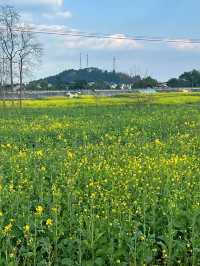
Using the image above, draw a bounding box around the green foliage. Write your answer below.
[27,68,135,91]
[68,80,88,90]
[167,78,190,88]
[167,69,200,87]
[132,76,158,89]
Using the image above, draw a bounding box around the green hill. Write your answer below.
[28,68,136,90]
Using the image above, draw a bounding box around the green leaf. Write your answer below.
[61,258,73,265]
[95,257,104,266]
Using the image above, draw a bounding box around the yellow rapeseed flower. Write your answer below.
[51,206,58,213]
[67,151,73,159]
[154,139,162,146]
[23,224,30,234]
[9,183,15,192]
[46,218,53,226]
[36,150,43,157]
[6,143,11,149]
[35,205,44,216]
[58,134,63,140]
[3,223,12,235]
[139,235,145,241]
[40,166,46,172]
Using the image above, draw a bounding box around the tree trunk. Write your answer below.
[10,58,14,106]
[19,59,23,108]
[1,58,6,108]
[2,87,6,108]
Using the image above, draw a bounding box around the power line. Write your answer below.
[1,25,200,44]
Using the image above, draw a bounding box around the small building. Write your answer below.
[138,87,157,94]
[66,92,81,98]
[121,84,132,90]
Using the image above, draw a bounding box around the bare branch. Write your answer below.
[0,5,20,91]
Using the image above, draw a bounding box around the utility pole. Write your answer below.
[80,53,82,69]
[113,56,116,72]
[86,54,89,68]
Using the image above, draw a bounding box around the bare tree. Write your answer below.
[17,31,42,107]
[0,5,20,94]
[0,47,10,107]
[0,58,5,106]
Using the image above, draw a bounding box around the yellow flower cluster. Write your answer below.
[3,223,12,235]
[35,205,44,216]
[46,219,53,226]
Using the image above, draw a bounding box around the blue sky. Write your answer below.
[3,0,200,81]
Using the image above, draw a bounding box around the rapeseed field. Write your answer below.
[0,94,200,265]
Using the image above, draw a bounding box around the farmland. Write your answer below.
[0,93,200,265]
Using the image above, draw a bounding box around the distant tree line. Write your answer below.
[131,76,158,89]
[167,70,200,88]
[27,68,200,91]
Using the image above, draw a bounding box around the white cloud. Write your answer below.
[17,24,143,51]
[62,34,142,51]
[168,39,200,50]
[43,10,72,19]
[25,24,142,51]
